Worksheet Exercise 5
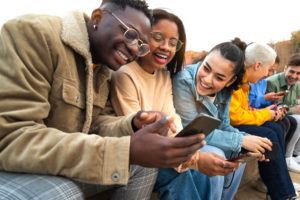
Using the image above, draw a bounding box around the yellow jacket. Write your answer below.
[229,71,271,126]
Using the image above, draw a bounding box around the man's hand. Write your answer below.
[264,91,285,102]
[130,116,206,168]
[132,111,176,135]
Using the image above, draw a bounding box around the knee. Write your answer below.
[200,145,225,157]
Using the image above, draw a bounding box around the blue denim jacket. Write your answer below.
[172,63,249,152]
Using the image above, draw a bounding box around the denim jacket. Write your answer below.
[172,63,249,152]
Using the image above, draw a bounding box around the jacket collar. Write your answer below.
[61,11,93,68]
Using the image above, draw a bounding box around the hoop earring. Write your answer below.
[93,24,97,30]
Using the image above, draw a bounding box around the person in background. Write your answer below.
[267,53,300,172]
[229,42,297,200]
[249,56,284,109]
[155,40,272,200]
[248,55,299,193]
[0,1,206,199]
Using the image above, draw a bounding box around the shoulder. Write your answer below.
[4,14,61,34]
[112,62,137,78]
[173,63,200,82]
[267,72,282,82]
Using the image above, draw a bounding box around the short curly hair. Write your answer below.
[101,0,151,20]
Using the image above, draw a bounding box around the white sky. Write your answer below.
[0,0,300,51]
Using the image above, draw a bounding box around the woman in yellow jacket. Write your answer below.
[229,43,297,200]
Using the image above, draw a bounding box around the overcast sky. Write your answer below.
[1,0,299,51]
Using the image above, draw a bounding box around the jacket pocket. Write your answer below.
[62,80,85,109]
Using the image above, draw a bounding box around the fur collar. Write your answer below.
[61,11,93,68]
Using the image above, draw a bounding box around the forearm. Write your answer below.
[0,122,131,185]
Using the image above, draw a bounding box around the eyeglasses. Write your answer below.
[150,32,183,52]
[103,10,150,57]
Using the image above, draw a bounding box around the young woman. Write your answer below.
[110,8,186,135]
[155,40,274,200]
[110,9,242,199]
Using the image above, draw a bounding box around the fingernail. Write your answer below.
[166,115,172,120]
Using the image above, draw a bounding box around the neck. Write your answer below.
[138,59,156,74]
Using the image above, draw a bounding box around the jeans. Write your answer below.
[154,145,245,200]
[235,121,296,200]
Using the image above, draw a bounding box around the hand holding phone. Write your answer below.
[175,113,221,137]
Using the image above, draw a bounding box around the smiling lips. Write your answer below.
[117,50,129,61]
[154,53,168,64]
[199,79,212,90]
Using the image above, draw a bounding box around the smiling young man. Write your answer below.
[0,0,206,199]
[266,53,300,172]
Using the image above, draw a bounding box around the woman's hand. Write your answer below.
[242,135,272,154]
[178,151,241,177]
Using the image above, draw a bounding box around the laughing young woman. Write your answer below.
[110,8,185,135]
[154,40,274,200]
[110,9,243,199]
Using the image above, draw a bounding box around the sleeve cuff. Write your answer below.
[101,136,131,185]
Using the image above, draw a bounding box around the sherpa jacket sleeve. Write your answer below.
[229,87,272,126]
[0,15,133,185]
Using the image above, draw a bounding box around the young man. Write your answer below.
[0,0,205,199]
[267,53,300,172]
[229,43,298,200]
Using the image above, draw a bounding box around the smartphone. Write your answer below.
[264,143,279,160]
[227,152,263,163]
[175,113,221,137]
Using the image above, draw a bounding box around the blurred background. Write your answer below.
[1,0,300,71]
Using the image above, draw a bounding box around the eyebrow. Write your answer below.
[205,61,227,78]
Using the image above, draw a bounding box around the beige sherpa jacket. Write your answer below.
[0,11,135,185]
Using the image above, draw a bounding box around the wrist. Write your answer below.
[131,118,139,132]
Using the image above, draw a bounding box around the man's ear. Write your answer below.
[91,8,103,26]
[254,61,263,71]
[225,76,237,87]
[284,65,288,72]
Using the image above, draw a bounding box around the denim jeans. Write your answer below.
[154,145,245,200]
[235,121,296,200]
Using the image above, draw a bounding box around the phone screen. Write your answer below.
[175,114,221,137]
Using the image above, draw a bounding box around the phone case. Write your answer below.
[227,152,263,163]
[175,113,221,137]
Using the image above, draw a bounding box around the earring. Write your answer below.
[93,24,97,30]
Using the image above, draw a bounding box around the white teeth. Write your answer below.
[200,81,210,89]
[117,50,128,61]
[156,53,167,59]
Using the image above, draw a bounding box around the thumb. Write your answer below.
[144,115,175,134]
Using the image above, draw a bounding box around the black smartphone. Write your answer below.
[175,113,221,137]
[227,152,263,163]
[264,143,279,160]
